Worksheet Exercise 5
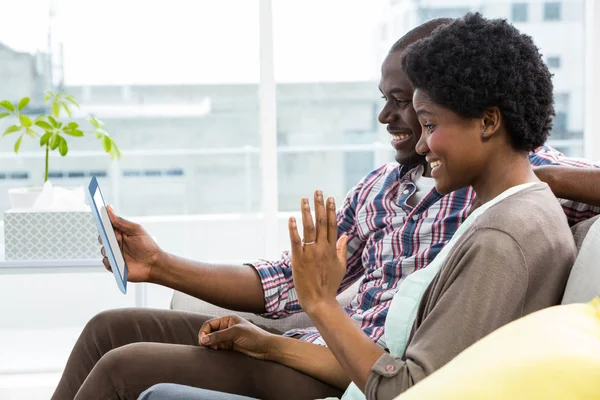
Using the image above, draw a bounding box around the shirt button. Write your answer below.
[402,189,410,195]
[386,365,396,373]
[412,215,419,221]
[382,283,389,289]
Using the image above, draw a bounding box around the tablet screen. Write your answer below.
[92,189,126,281]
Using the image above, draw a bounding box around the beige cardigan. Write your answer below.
[365,183,577,399]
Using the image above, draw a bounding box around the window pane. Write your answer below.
[273,1,385,210]
[0,0,261,220]
[512,3,529,22]
[274,0,586,212]
[544,2,562,21]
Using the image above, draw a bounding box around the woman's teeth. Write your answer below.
[392,133,410,141]
[430,160,441,169]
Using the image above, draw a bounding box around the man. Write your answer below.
[52,18,600,400]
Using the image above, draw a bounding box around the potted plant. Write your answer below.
[0,91,121,208]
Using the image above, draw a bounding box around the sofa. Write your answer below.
[170,215,600,329]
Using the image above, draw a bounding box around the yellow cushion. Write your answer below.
[397,298,600,400]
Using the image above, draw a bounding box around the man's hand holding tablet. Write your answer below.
[87,177,163,293]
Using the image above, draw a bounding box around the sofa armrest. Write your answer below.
[170,280,361,332]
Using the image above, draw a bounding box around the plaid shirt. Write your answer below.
[252,145,600,347]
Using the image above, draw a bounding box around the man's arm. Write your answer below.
[151,254,267,313]
[535,165,600,207]
[104,206,267,313]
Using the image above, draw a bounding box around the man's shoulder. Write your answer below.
[353,162,403,188]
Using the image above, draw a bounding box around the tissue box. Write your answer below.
[3,210,101,260]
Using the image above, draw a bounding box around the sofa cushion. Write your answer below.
[562,215,600,304]
[170,280,361,332]
[396,298,600,400]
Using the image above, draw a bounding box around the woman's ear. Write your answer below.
[481,107,502,138]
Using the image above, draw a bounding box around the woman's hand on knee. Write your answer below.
[199,315,277,360]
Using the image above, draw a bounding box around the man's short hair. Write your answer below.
[389,18,454,54]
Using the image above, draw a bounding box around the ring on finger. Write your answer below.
[302,240,316,246]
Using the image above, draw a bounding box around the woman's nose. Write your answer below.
[415,130,429,155]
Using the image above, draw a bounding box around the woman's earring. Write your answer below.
[482,130,488,136]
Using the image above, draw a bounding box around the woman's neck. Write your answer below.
[471,150,539,204]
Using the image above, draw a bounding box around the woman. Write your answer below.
[196,12,576,400]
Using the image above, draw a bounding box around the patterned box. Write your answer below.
[3,210,102,260]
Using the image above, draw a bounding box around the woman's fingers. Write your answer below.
[314,190,328,243]
[301,197,316,245]
[326,197,337,244]
[288,217,303,256]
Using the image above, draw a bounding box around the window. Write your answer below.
[547,56,561,68]
[511,3,528,22]
[417,7,472,24]
[544,2,562,21]
[0,0,595,387]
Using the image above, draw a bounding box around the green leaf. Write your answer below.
[3,125,21,136]
[60,102,72,117]
[49,134,60,150]
[58,136,68,156]
[95,131,104,139]
[67,122,79,129]
[0,100,15,112]
[17,97,30,111]
[0,112,10,119]
[35,120,53,130]
[19,115,32,127]
[102,135,112,153]
[14,135,24,153]
[90,117,100,128]
[52,101,60,118]
[45,90,56,97]
[110,141,122,160]
[63,129,84,137]
[40,132,51,146]
[64,95,80,108]
[25,128,37,138]
[48,116,59,128]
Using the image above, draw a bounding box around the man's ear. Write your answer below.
[481,107,502,138]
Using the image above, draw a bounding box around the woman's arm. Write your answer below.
[287,191,389,392]
[268,336,352,389]
[198,314,351,389]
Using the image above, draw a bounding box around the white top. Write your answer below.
[406,173,437,207]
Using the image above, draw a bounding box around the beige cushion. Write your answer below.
[562,216,600,304]
[170,280,361,332]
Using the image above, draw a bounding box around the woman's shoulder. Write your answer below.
[477,183,568,234]
[471,182,576,262]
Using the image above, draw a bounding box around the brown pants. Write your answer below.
[50,308,343,400]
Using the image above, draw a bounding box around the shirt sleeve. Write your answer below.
[248,171,375,318]
[364,228,529,399]
[529,145,600,224]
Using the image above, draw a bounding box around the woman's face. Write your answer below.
[412,89,488,195]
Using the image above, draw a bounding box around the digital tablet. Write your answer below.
[86,176,128,294]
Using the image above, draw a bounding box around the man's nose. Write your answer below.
[378,103,397,124]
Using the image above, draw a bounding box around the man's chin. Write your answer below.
[395,153,426,169]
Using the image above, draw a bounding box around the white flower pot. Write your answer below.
[8,187,44,209]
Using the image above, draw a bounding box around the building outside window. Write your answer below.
[511,3,528,22]
[547,55,561,68]
[544,2,562,21]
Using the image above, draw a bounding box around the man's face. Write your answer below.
[378,51,426,168]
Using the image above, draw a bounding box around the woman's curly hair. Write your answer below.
[401,12,554,151]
